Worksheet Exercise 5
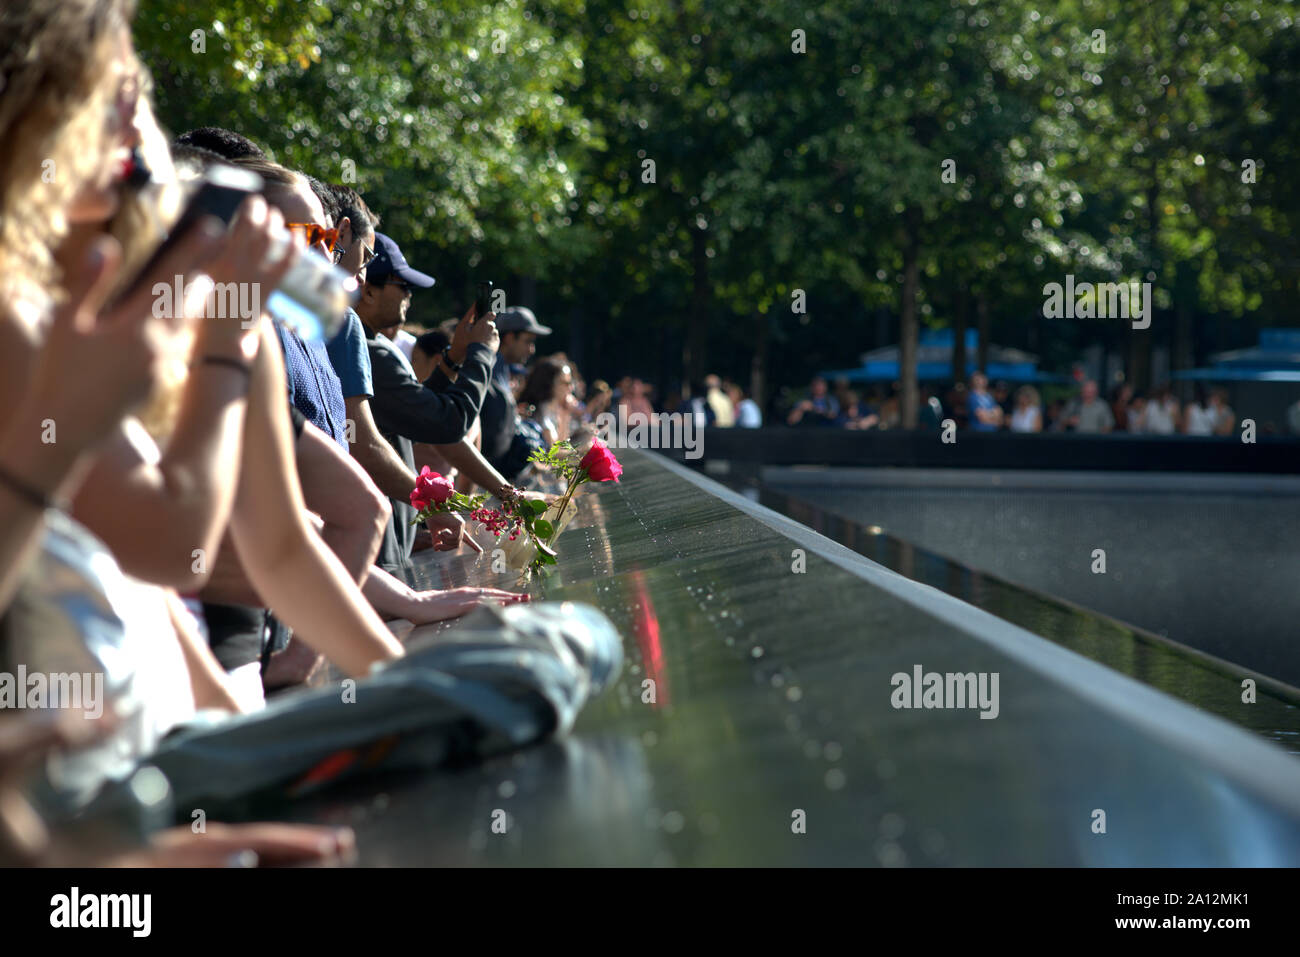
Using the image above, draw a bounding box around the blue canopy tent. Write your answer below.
[1172,329,1300,432]
[822,329,1066,384]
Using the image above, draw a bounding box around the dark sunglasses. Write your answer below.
[333,238,377,269]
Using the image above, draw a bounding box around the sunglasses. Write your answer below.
[332,237,377,270]
[357,239,376,267]
[287,223,340,253]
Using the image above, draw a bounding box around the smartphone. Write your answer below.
[474,280,493,320]
[113,163,264,305]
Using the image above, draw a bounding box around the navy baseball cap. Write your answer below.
[495,306,552,335]
[366,232,435,288]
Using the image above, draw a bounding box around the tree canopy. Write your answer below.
[136,0,1299,419]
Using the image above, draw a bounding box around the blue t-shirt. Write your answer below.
[968,391,1000,431]
[325,309,374,400]
[275,321,349,449]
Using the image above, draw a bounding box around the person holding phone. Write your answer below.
[352,234,505,571]
[478,306,553,481]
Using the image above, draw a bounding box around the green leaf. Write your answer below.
[529,499,549,515]
[533,519,554,539]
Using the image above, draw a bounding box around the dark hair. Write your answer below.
[328,183,379,234]
[169,143,224,175]
[519,356,569,408]
[174,127,265,160]
[228,155,301,193]
[228,158,331,225]
[413,330,450,358]
[304,175,337,225]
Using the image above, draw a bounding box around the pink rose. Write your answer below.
[410,466,455,510]
[579,438,623,483]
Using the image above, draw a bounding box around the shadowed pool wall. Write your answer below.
[761,467,1300,686]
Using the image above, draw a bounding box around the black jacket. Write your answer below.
[365,332,494,446]
[363,328,495,572]
[478,356,519,466]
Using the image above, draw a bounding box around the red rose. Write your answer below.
[579,438,623,483]
[410,466,455,510]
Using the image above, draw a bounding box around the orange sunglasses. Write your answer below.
[287,223,340,252]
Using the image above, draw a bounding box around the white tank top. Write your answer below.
[3,511,195,805]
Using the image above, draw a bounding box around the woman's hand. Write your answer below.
[31,224,223,454]
[0,711,112,865]
[425,511,468,551]
[407,586,530,624]
[106,823,356,868]
[192,196,300,362]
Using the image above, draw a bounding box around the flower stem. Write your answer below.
[545,469,586,546]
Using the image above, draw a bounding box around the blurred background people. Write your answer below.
[1009,385,1043,433]
[967,372,1004,431]
[787,376,839,426]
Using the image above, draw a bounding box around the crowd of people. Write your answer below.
[0,1,604,865]
[781,373,1241,436]
[962,373,1237,435]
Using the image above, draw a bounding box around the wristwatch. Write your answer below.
[440,345,463,372]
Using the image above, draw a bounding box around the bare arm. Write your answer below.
[431,435,513,499]
[201,427,390,605]
[0,400,91,615]
[0,232,224,610]
[0,316,90,613]
[294,422,387,585]
[70,199,296,590]
[226,320,402,676]
[70,361,251,590]
[165,591,241,714]
[345,395,417,501]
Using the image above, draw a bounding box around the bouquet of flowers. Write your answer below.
[409,467,537,548]
[407,437,623,581]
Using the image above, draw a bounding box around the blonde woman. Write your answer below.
[45,35,516,697]
[1009,385,1043,433]
[2,0,409,756]
[0,0,351,864]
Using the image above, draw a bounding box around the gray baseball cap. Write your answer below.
[494,306,551,336]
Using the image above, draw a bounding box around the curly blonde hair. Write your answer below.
[0,0,138,309]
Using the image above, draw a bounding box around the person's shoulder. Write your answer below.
[367,332,399,358]
[368,335,416,377]
[327,312,368,360]
[338,310,368,344]
[365,335,403,369]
